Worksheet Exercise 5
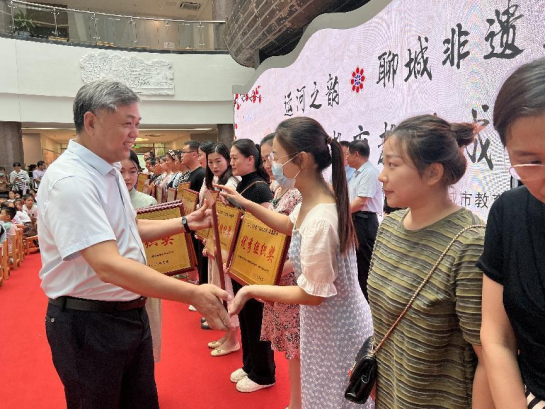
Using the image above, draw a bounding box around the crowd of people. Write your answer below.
[35,57,544,409]
[0,163,41,265]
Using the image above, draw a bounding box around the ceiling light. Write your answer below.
[136,138,150,142]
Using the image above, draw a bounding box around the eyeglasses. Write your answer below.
[267,152,300,164]
[181,150,197,155]
[509,164,545,181]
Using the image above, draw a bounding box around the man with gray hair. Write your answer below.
[38,80,232,409]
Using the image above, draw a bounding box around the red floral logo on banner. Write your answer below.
[351,67,365,93]
[234,86,262,110]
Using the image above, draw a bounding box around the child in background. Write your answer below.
[14,198,37,237]
[0,206,17,260]
[23,194,38,223]
[7,191,16,203]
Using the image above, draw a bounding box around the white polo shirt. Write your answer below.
[38,140,146,301]
[348,161,383,214]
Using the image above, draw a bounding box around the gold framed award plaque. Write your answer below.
[205,200,243,265]
[195,191,220,240]
[180,188,199,215]
[228,213,290,286]
[137,201,196,275]
[136,173,148,192]
[155,185,164,203]
[166,188,177,202]
[176,182,191,199]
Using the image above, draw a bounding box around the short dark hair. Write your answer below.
[348,140,370,157]
[1,206,16,220]
[73,80,140,134]
[260,133,275,147]
[147,150,155,158]
[184,141,201,151]
[339,141,350,148]
[37,161,45,167]
[13,162,21,167]
[0,166,5,171]
[494,57,545,146]
[23,194,34,201]
[199,141,215,155]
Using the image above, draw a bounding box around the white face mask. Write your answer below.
[271,153,300,189]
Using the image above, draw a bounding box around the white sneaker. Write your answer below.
[236,376,275,393]
[188,304,197,312]
[230,368,248,383]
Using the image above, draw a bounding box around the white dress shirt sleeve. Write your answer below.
[43,177,117,260]
[356,167,379,198]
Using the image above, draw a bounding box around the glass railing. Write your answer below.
[0,0,227,51]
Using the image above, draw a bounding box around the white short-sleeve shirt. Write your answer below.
[348,161,383,214]
[38,140,146,301]
[289,203,339,297]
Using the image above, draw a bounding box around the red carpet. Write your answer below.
[0,254,289,409]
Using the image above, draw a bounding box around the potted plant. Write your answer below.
[13,10,35,37]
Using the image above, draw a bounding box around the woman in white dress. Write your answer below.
[219,117,374,409]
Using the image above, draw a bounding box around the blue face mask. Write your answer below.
[271,154,300,189]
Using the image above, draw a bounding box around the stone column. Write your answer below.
[0,121,24,171]
[217,123,235,145]
[212,0,235,21]
[212,0,235,50]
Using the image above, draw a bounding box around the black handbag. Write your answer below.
[344,224,485,404]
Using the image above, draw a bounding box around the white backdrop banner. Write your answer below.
[233,0,544,219]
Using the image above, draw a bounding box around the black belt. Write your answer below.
[49,296,147,313]
[353,211,377,220]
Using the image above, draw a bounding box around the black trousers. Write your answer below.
[193,236,208,285]
[45,303,158,409]
[232,279,276,385]
[352,212,379,300]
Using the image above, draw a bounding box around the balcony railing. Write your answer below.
[0,0,227,52]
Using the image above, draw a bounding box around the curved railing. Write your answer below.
[0,0,227,52]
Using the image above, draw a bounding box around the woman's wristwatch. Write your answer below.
[181,216,193,233]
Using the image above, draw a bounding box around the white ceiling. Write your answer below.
[33,0,215,21]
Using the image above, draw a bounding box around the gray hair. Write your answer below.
[73,80,141,133]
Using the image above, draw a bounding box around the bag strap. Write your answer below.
[373,224,485,355]
[239,180,268,196]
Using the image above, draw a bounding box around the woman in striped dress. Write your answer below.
[368,115,494,408]
[479,58,545,409]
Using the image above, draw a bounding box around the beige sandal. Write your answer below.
[211,345,240,357]
[207,340,223,349]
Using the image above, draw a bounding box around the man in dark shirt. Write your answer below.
[181,140,208,294]
[182,141,205,191]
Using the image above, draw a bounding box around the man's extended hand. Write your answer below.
[185,198,213,231]
[191,284,234,331]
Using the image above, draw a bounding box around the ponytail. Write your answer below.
[329,138,357,254]
[275,117,356,254]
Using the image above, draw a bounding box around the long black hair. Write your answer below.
[274,117,356,254]
[205,143,234,190]
[232,139,270,182]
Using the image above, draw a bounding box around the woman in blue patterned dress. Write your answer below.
[218,117,374,409]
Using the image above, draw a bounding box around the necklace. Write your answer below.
[271,188,289,208]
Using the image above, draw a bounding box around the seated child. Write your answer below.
[14,199,36,237]
[23,194,38,223]
[0,206,17,262]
